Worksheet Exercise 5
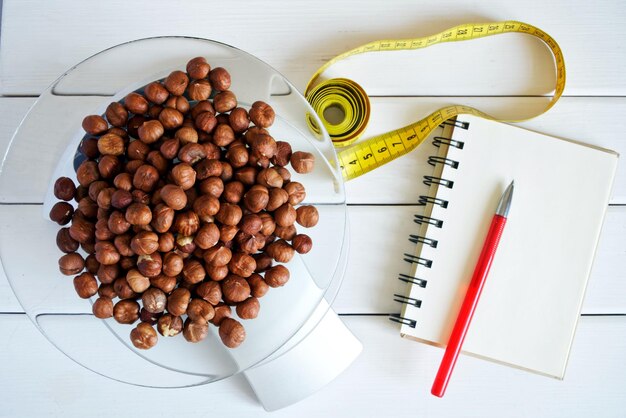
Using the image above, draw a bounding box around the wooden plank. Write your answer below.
[1,96,626,204]
[1,205,624,315]
[1,0,626,96]
[0,314,624,417]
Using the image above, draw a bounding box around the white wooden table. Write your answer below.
[1,1,625,416]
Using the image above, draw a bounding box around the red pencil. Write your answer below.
[431,180,515,398]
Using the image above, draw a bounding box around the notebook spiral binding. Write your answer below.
[389,123,467,329]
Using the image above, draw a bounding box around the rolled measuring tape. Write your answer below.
[305,21,566,181]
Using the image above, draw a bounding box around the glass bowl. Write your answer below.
[0,37,348,387]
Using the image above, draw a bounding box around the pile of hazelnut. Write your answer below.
[50,57,318,350]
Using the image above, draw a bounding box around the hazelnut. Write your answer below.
[58,252,85,275]
[105,102,129,127]
[97,262,120,286]
[88,180,108,202]
[98,283,117,299]
[162,252,184,277]
[95,217,115,240]
[92,296,114,319]
[80,137,99,159]
[290,151,315,173]
[73,272,99,298]
[274,203,297,227]
[54,177,76,201]
[133,164,159,192]
[187,299,215,323]
[137,252,162,278]
[113,276,137,299]
[265,189,288,213]
[124,269,149,293]
[223,181,244,204]
[148,204,172,233]
[228,253,256,278]
[196,281,222,306]
[125,202,152,226]
[97,133,124,156]
[249,101,275,128]
[194,223,220,249]
[148,104,163,119]
[239,214,263,236]
[206,264,229,281]
[274,224,297,240]
[236,297,260,320]
[193,195,220,222]
[167,288,191,316]
[158,139,179,161]
[56,227,79,253]
[182,259,206,284]
[271,141,292,166]
[186,56,210,79]
[150,274,177,294]
[140,308,163,326]
[235,166,258,186]
[178,143,207,164]
[129,231,158,256]
[208,67,231,91]
[195,111,218,134]
[50,201,74,225]
[113,299,139,324]
[76,160,100,187]
[173,211,200,236]
[203,245,232,267]
[221,275,250,303]
[159,107,184,130]
[160,184,187,210]
[171,163,196,190]
[195,159,222,180]
[159,232,175,252]
[165,95,190,114]
[164,70,189,96]
[82,115,109,135]
[96,187,114,210]
[77,197,98,219]
[266,240,295,263]
[264,264,290,287]
[244,126,269,144]
[258,213,276,236]
[256,168,283,188]
[248,273,270,297]
[296,205,319,227]
[138,120,164,144]
[253,253,273,273]
[198,177,224,198]
[213,90,237,113]
[228,107,250,134]
[191,100,215,119]
[95,241,120,265]
[243,185,269,213]
[183,318,209,343]
[157,314,183,337]
[213,124,235,147]
[69,216,95,243]
[251,134,277,159]
[292,234,313,254]
[126,141,149,163]
[226,143,249,168]
[108,213,130,238]
[142,287,167,313]
[144,81,169,104]
[219,318,246,348]
[215,202,243,226]
[174,127,198,146]
[111,189,132,209]
[124,92,149,115]
[284,181,306,205]
[130,322,158,349]
[112,234,133,257]
[176,235,196,254]
[188,79,212,101]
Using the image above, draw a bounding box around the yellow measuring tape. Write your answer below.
[305,21,566,181]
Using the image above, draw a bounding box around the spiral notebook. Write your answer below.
[391,115,618,379]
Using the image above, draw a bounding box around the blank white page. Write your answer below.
[400,115,618,378]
